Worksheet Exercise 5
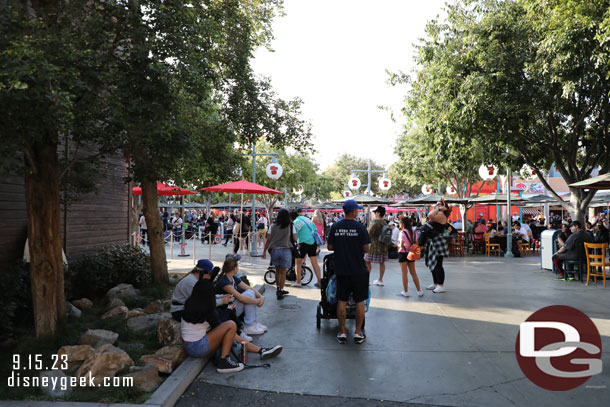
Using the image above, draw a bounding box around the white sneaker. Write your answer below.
[244,323,265,335]
[433,286,446,293]
[239,330,253,342]
[426,284,436,290]
[417,290,424,297]
[256,321,268,332]
[400,291,409,297]
[373,280,384,286]
[292,282,302,288]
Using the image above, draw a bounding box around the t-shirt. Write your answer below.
[215,274,240,295]
[180,319,210,342]
[327,219,371,276]
[267,223,293,249]
[139,215,147,230]
[517,226,530,242]
[258,216,268,228]
[293,216,315,245]
[563,230,593,258]
[170,273,198,313]
[398,228,417,253]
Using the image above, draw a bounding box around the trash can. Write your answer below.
[540,229,561,270]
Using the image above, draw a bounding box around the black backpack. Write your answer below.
[378,224,393,245]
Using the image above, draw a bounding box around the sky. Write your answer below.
[252,0,448,171]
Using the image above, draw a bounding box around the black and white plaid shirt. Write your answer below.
[425,235,449,271]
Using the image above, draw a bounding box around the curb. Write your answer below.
[0,284,266,407]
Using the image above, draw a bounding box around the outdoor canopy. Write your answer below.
[390,193,468,207]
[201,179,282,195]
[132,182,196,196]
[333,194,391,205]
[569,173,610,190]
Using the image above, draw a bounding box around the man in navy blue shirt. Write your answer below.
[327,199,371,344]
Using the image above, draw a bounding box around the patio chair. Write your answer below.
[584,242,610,287]
[484,233,501,257]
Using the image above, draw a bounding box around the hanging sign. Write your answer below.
[479,164,498,181]
[421,184,433,195]
[266,162,283,179]
[379,177,392,191]
[348,177,361,190]
[343,190,352,198]
[520,165,537,181]
[446,185,457,195]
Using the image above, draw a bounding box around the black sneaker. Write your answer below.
[281,289,289,295]
[354,333,366,344]
[314,282,321,289]
[336,332,347,344]
[276,291,284,300]
[216,357,244,373]
[260,345,283,360]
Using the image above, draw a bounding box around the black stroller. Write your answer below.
[316,253,366,330]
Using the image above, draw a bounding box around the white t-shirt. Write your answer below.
[259,216,268,228]
[517,226,530,241]
[139,215,147,229]
[181,319,210,342]
[391,227,400,245]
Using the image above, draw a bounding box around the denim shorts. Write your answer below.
[183,335,211,358]
[271,247,292,269]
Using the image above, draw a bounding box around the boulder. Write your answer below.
[101,306,129,320]
[126,309,146,319]
[140,345,186,374]
[127,312,171,332]
[79,329,119,347]
[76,344,134,386]
[72,298,93,310]
[162,299,171,310]
[121,365,162,392]
[39,370,72,398]
[65,301,82,318]
[144,300,164,314]
[106,297,126,310]
[57,345,93,369]
[157,318,182,346]
[106,283,139,300]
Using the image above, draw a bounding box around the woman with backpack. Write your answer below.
[398,217,424,297]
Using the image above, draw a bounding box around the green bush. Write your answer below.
[0,260,33,335]
[66,244,151,300]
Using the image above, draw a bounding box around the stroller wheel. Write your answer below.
[316,304,322,330]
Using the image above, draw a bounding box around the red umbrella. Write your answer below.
[132,182,196,196]
[201,180,282,195]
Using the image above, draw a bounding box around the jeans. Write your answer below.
[234,289,257,326]
[183,335,211,358]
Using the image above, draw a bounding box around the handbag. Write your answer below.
[404,229,421,261]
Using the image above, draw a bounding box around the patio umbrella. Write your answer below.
[468,192,528,203]
[132,182,196,196]
[398,193,468,206]
[569,173,610,190]
[333,194,391,205]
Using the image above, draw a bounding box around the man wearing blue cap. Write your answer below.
[327,199,371,344]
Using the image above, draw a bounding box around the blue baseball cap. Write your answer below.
[225,253,242,262]
[196,259,214,274]
[343,199,363,213]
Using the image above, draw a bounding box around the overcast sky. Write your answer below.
[252,0,448,171]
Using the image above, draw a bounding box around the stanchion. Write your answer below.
[178,235,189,257]
[193,234,196,265]
[170,231,174,259]
[208,232,212,259]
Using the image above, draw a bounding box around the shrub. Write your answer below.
[67,244,152,299]
[0,260,33,335]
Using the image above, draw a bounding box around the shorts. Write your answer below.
[336,273,369,303]
[398,252,414,263]
[364,253,389,263]
[296,242,317,259]
[257,228,268,235]
[270,247,292,269]
[183,335,211,358]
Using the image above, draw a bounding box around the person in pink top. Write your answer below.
[398,217,423,297]
[312,210,325,241]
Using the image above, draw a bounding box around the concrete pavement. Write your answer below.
[165,240,610,406]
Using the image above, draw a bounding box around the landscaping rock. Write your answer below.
[106,297,126,310]
[126,309,146,319]
[144,300,164,314]
[121,365,162,392]
[65,301,82,318]
[76,344,134,386]
[127,312,171,332]
[106,283,139,300]
[157,318,182,345]
[121,343,144,353]
[101,305,129,320]
[79,329,119,347]
[39,370,72,398]
[72,298,93,310]
[162,299,171,309]
[57,345,93,369]
[140,345,186,374]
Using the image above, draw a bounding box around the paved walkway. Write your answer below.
[168,241,610,407]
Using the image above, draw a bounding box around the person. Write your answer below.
[593,221,610,244]
[552,221,593,278]
[290,210,322,288]
[139,212,148,246]
[215,254,267,335]
[256,212,268,249]
[327,199,371,344]
[488,222,507,253]
[232,212,250,255]
[390,221,400,246]
[312,210,325,243]
[172,212,183,242]
[398,217,423,297]
[418,202,450,293]
[367,206,389,286]
[181,276,283,373]
[223,214,235,246]
[513,221,529,243]
[262,209,296,300]
[557,223,571,246]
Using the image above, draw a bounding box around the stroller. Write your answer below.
[316,253,368,330]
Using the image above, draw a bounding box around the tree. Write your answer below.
[401,0,610,223]
[322,155,386,196]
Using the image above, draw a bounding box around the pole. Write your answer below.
[250,143,258,256]
[496,176,501,222]
[505,169,514,258]
[367,159,372,195]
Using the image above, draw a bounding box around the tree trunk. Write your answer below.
[24,142,65,337]
[141,178,169,285]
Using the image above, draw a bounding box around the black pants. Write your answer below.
[233,235,248,254]
[141,229,148,246]
[224,230,232,245]
[432,256,445,285]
